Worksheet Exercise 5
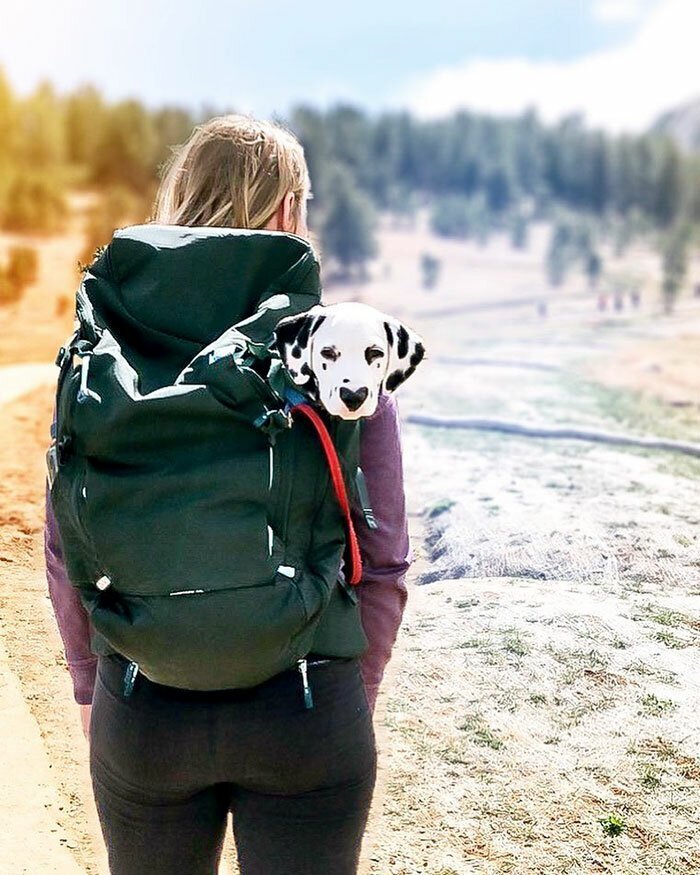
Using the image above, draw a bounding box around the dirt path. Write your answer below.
[0,369,108,874]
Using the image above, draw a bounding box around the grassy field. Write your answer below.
[1,196,699,873]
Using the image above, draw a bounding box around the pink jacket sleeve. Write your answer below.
[352,392,412,713]
[45,483,98,705]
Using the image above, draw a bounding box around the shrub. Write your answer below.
[7,246,38,288]
[2,172,67,233]
[0,269,22,305]
[79,185,150,268]
[55,294,72,318]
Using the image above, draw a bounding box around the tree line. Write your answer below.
[1,67,698,307]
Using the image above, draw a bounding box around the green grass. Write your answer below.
[638,762,663,789]
[639,693,677,717]
[569,377,700,444]
[599,813,626,837]
[425,498,456,519]
[654,630,687,649]
[458,714,505,750]
[502,629,530,657]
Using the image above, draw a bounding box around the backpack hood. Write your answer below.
[85,224,322,391]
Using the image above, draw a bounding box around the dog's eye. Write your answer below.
[365,346,384,365]
[320,347,340,362]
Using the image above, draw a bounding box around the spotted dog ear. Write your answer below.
[382,317,425,393]
[273,306,326,392]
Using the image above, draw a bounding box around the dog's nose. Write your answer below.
[339,386,369,412]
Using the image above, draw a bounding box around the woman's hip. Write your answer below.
[89,650,376,797]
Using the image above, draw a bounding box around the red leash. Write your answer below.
[289,403,363,586]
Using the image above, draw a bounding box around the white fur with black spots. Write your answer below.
[274,301,425,420]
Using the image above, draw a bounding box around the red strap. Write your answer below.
[289,403,363,586]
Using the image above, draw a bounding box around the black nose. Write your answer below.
[339,386,369,412]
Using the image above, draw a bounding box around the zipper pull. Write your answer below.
[297,658,314,710]
[76,354,102,404]
[355,467,378,530]
[123,661,139,698]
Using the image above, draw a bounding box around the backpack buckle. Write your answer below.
[46,445,59,489]
[76,354,102,404]
[55,345,69,368]
[253,408,292,443]
[56,435,74,465]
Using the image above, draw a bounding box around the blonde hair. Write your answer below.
[152,114,310,231]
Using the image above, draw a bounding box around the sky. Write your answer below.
[0,0,698,132]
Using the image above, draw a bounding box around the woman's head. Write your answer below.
[152,114,311,237]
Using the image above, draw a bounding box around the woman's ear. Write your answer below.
[273,306,326,386]
[280,192,296,233]
[266,192,297,233]
[382,317,426,392]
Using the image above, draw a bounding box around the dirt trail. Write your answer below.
[0,370,108,874]
[1,363,57,404]
[0,629,86,874]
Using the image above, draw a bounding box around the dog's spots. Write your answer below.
[295,317,313,351]
[274,317,304,350]
[291,346,301,359]
[383,321,393,347]
[365,345,384,365]
[300,363,319,399]
[310,314,326,336]
[410,342,425,368]
[396,325,409,359]
[385,369,405,392]
[322,362,327,370]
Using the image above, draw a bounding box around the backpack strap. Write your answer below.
[289,403,363,586]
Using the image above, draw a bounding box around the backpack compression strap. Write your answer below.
[289,403,363,586]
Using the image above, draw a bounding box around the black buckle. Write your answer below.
[55,345,69,368]
[56,435,74,465]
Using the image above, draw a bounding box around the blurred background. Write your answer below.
[1,2,700,874]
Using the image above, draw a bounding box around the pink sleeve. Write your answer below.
[352,392,412,712]
[45,483,97,705]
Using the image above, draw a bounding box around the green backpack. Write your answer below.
[48,224,370,701]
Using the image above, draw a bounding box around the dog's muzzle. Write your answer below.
[339,386,369,412]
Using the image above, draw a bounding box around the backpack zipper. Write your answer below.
[123,661,139,698]
[355,467,378,530]
[297,657,314,709]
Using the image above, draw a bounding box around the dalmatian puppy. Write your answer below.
[273,301,425,420]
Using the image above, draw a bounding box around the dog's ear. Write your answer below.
[273,306,326,388]
[382,317,425,393]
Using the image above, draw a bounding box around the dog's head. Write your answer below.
[273,301,425,420]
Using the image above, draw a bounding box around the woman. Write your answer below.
[45,114,411,875]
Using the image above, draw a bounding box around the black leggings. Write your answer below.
[89,652,377,875]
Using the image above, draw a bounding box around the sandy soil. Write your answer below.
[1,200,699,873]
[0,385,109,873]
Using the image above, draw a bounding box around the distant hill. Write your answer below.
[653,98,700,152]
